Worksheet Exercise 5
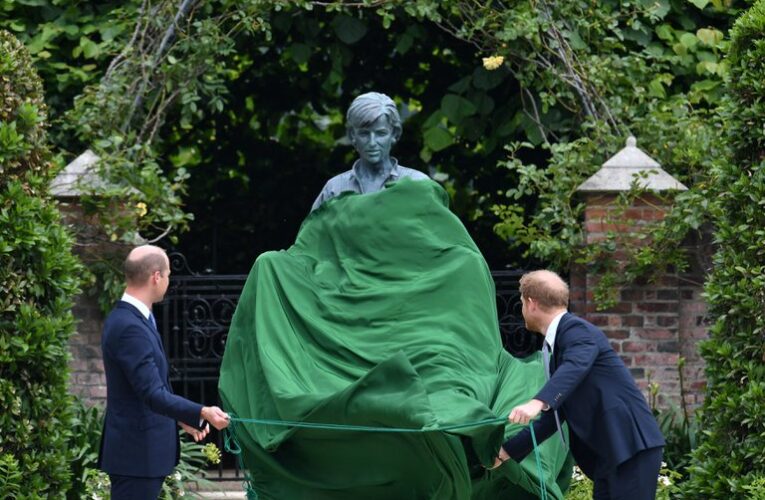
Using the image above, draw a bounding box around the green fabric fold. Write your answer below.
[219,178,570,499]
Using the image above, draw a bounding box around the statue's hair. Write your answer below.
[346,92,402,142]
[519,270,569,310]
[124,248,168,285]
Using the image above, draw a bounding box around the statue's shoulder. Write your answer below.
[397,165,430,180]
[322,169,354,188]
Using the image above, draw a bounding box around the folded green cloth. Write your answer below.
[219,178,571,499]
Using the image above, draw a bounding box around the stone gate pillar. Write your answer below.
[51,150,107,404]
[570,137,706,410]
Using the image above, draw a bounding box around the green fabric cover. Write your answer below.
[219,178,570,499]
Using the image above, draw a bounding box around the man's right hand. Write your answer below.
[201,406,230,430]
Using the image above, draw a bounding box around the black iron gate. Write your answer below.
[154,252,539,481]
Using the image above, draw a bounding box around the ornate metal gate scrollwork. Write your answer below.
[154,251,249,481]
[492,270,543,357]
[155,252,536,481]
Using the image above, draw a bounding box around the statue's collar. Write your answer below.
[350,158,401,180]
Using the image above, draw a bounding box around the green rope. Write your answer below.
[228,414,507,432]
[530,423,549,500]
[223,414,549,499]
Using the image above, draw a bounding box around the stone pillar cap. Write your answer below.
[49,149,105,198]
[577,136,688,192]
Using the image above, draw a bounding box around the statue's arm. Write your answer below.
[310,183,330,212]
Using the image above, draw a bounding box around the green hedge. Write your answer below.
[0,30,83,498]
[681,1,765,497]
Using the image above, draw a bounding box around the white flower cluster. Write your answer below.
[482,55,505,70]
[571,465,587,482]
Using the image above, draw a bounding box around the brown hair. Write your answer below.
[124,252,168,285]
[519,270,569,310]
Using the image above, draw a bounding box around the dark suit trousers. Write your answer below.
[592,446,663,500]
[110,474,164,500]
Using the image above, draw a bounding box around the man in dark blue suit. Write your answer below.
[494,270,665,499]
[98,245,230,499]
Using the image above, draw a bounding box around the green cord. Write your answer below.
[223,414,548,499]
[530,423,549,500]
[227,414,507,432]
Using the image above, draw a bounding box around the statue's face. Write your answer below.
[351,115,395,166]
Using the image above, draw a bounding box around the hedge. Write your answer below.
[681,1,765,496]
[0,30,83,497]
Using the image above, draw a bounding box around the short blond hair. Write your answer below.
[519,270,569,310]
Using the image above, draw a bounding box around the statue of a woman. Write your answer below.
[311,92,429,211]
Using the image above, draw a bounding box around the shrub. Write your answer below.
[0,30,83,497]
[681,1,765,497]
[66,399,106,499]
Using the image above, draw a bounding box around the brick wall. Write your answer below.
[571,193,708,411]
[59,200,108,406]
[69,295,107,403]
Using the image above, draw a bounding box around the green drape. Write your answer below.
[219,178,571,499]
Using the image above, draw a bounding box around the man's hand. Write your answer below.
[487,446,511,470]
[180,421,209,442]
[201,406,230,430]
[508,399,546,425]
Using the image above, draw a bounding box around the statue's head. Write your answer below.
[346,92,402,144]
[345,92,401,166]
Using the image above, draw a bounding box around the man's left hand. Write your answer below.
[181,421,209,442]
[487,446,511,470]
[508,399,546,425]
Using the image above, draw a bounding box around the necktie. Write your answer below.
[543,340,567,450]
[148,312,157,331]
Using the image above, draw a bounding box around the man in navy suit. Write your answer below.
[494,270,664,499]
[98,245,230,499]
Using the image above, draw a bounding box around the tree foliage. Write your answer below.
[0,29,83,498]
[681,0,765,495]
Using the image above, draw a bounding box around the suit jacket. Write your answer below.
[98,301,203,478]
[503,313,664,478]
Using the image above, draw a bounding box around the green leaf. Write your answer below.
[689,0,710,9]
[332,15,367,45]
[697,28,724,46]
[649,78,667,98]
[680,33,698,49]
[423,127,454,152]
[79,37,100,59]
[448,76,472,94]
[440,94,477,123]
[395,33,414,54]
[289,43,311,65]
[696,60,718,75]
[656,24,674,41]
[563,29,587,50]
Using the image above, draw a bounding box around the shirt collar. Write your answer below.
[544,311,567,354]
[349,157,400,181]
[121,292,151,319]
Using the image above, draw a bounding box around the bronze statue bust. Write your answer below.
[311,92,429,211]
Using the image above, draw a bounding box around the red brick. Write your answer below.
[89,386,107,399]
[588,315,610,327]
[656,316,678,327]
[636,302,676,313]
[610,342,621,352]
[657,341,680,352]
[639,329,676,340]
[606,330,630,340]
[634,353,680,366]
[621,289,644,301]
[657,290,679,300]
[624,341,657,353]
[621,315,644,327]
[585,208,609,219]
